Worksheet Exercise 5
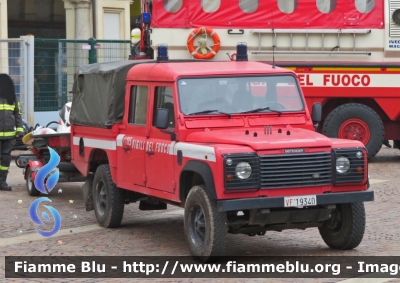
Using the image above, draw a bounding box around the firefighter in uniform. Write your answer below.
[0,74,24,191]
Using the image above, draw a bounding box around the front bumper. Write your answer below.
[217,191,374,212]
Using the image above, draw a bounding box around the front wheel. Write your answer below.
[26,167,40,196]
[184,185,227,262]
[318,202,366,250]
[322,103,384,158]
[93,164,125,228]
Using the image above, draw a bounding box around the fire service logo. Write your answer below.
[28,147,62,237]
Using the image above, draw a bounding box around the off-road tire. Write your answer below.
[93,164,124,228]
[26,167,40,196]
[322,103,384,158]
[184,185,227,262]
[319,202,366,250]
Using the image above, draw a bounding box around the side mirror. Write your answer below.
[155,108,169,129]
[311,103,322,131]
[311,103,322,123]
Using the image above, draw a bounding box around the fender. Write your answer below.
[25,160,43,181]
[179,160,216,201]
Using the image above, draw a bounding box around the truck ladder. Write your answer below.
[250,29,372,56]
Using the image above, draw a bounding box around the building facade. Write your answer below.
[0,0,136,40]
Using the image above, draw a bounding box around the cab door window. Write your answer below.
[153,86,175,128]
[129,85,148,125]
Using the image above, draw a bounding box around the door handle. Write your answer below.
[123,147,130,151]
[146,151,154,155]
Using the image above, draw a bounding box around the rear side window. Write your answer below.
[163,0,182,13]
[202,0,220,13]
[355,0,374,14]
[278,0,298,14]
[316,0,337,14]
[129,85,148,125]
[239,0,259,13]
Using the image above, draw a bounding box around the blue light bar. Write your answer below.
[157,45,168,62]
[236,43,248,61]
[142,12,151,24]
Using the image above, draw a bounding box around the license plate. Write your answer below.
[284,195,317,207]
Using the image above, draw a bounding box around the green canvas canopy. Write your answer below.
[70,60,153,128]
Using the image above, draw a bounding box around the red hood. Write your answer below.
[185,128,333,151]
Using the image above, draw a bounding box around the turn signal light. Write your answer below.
[226,174,233,182]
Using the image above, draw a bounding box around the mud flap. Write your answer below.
[82,175,94,211]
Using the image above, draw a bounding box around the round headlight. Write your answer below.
[336,156,350,174]
[235,162,252,179]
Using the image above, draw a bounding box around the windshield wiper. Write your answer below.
[239,107,282,116]
[188,109,232,118]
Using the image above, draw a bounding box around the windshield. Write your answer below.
[178,75,304,115]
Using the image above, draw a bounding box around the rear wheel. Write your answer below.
[322,103,384,158]
[184,185,227,262]
[319,202,366,250]
[93,164,124,228]
[26,167,40,196]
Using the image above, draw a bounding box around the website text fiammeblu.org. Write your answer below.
[119,260,400,276]
[10,258,400,278]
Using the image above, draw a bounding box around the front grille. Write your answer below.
[259,152,331,188]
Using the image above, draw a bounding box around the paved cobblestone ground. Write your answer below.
[1,146,400,283]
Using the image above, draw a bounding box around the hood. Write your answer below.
[185,128,332,151]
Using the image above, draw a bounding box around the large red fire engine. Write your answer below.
[135,0,400,158]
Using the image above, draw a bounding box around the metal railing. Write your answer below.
[34,38,131,111]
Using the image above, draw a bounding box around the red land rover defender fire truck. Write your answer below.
[70,46,373,261]
[136,0,400,158]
